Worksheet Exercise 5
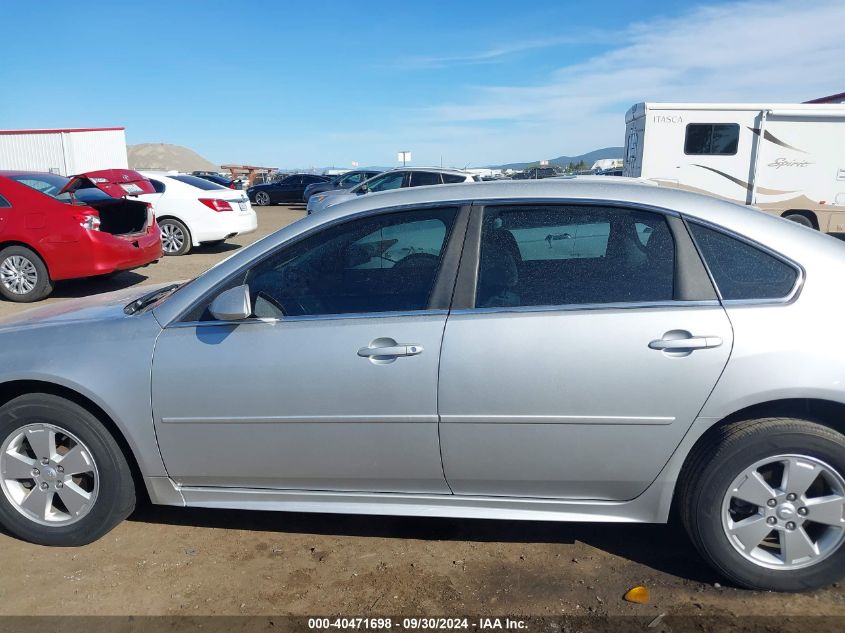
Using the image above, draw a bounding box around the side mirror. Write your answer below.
[209,284,252,321]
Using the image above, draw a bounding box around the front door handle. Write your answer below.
[357,344,424,358]
[649,336,723,351]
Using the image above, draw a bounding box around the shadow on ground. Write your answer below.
[48,271,150,298]
[129,504,718,585]
[193,242,242,254]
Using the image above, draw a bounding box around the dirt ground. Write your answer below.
[0,204,844,626]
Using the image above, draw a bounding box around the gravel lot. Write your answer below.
[0,204,844,625]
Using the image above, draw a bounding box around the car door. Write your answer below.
[438,202,733,500]
[275,176,301,203]
[151,205,468,492]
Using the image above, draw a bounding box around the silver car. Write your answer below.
[306,167,477,214]
[1,179,844,592]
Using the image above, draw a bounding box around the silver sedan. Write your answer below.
[1,179,844,592]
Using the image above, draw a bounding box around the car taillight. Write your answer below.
[228,183,235,189]
[75,213,101,231]
[199,198,233,212]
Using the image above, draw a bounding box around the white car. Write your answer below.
[138,172,258,256]
[306,168,479,214]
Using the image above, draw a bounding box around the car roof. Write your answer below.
[318,177,834,255]
[381,166,472,175]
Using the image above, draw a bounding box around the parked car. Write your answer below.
[303,170,381,202]
[306,167,477,214]
[513,167,560,179]
[0,170,161,302]
[191,172,237,189]
[248,174,331,206]
[596,168,624,176]
[138,172,257,256]
[4,179,845,592]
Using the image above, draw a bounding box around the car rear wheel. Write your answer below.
[254,191,271,206]
[679,417,845,591]
[159,218,192,256]
[0,245,54,302]
[0,394,136,546]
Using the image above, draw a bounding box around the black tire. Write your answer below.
[158,217,192,256]
[782,213,815,229]
[0,245,54,302]
[0,394,135,546]
[254,191,272,206]
[679,417,845,591]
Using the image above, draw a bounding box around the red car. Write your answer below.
[0,169,162,302]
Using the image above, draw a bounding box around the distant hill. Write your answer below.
[496,147,624,170]
[128,143,218,172]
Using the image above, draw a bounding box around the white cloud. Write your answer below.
[381,0,845,166]
[397,33,611,69]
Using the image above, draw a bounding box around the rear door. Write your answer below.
[438,202,733,500]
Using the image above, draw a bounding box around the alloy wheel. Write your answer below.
[0,255,38,295]
[0,423,99,526]
[256,192,270,206]
[722,453,845,570]
[160,222,185,254]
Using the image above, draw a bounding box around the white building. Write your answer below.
[0,127,128,175]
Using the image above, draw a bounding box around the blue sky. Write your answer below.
[0,0,841,168]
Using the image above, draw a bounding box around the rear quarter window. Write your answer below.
[689,223,798,300]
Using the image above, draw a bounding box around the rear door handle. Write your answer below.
[357,344,424,358]
[649,336,723,350]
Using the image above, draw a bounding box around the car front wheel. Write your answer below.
[680,417,845,591]
[0,394,136,546]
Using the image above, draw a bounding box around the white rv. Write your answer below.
[623,103,845,233]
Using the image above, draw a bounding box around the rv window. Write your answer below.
[684,123,739,155]
[688,223,798,300]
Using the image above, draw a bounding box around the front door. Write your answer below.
[152,206,463,493]
[438,203,733,500]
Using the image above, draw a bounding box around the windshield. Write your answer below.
[8,174,70,197]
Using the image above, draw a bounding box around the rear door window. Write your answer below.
[476,206,675,308]
[410,172,443,187]
[688,223,798,300]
